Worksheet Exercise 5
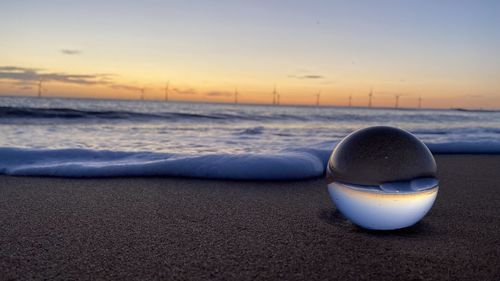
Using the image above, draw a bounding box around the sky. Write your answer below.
[0,0,499,108]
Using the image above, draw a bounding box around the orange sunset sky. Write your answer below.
[1,1,499,109]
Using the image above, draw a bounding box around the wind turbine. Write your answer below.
[37,79,43,98]
[418,96,422,109]
[348,94,352,107]
[394,94,403,109]
[368,88,373,108]
[234,87,239,104]
[140,88,145,100]
[272,85,277,105]
[316,90,321,106]
[164,81,170,102]
[37,79,45,98]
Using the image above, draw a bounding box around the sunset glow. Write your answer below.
[1,0,499,108]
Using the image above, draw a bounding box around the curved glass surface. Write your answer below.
[328,179,438,230]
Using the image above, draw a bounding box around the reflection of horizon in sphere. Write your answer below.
[328,180,438,230]
[327,126,439,230]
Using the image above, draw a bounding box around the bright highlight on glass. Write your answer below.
[326,126,439,230]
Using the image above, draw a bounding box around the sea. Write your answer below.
[1,96,499,180]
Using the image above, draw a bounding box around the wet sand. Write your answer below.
[0,155,499,280]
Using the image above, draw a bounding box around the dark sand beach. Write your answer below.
[0,155,499,280]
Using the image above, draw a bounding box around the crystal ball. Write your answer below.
[326,126,438,230]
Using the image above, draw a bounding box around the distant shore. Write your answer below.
[1,154,499,280]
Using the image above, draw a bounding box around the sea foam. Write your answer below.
[0,147,327,180]
[1,141,499,180]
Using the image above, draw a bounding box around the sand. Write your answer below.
[0,155,499,280]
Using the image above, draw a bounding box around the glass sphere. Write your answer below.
[326,126,439,230]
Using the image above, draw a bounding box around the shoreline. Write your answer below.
[1,154,499,280]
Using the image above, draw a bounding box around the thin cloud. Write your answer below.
[288,74,325,79]
[0,66,41,72]
[61,49,81,55]
[0,66,113,86]
[205,91,233,97]
[0,66,39,81]
[172,87,197,95]
[109,84,142,92]
[0,66,148,95]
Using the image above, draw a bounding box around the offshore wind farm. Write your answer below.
[18,79,449,110]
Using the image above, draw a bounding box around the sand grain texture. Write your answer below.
[0,155,499,280]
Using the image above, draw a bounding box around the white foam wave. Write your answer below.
[0,147,327,180]
[1,141,499,179]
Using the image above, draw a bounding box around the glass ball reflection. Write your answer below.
[326,126,438,230]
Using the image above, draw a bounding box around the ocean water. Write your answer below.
[1,96,499,179]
